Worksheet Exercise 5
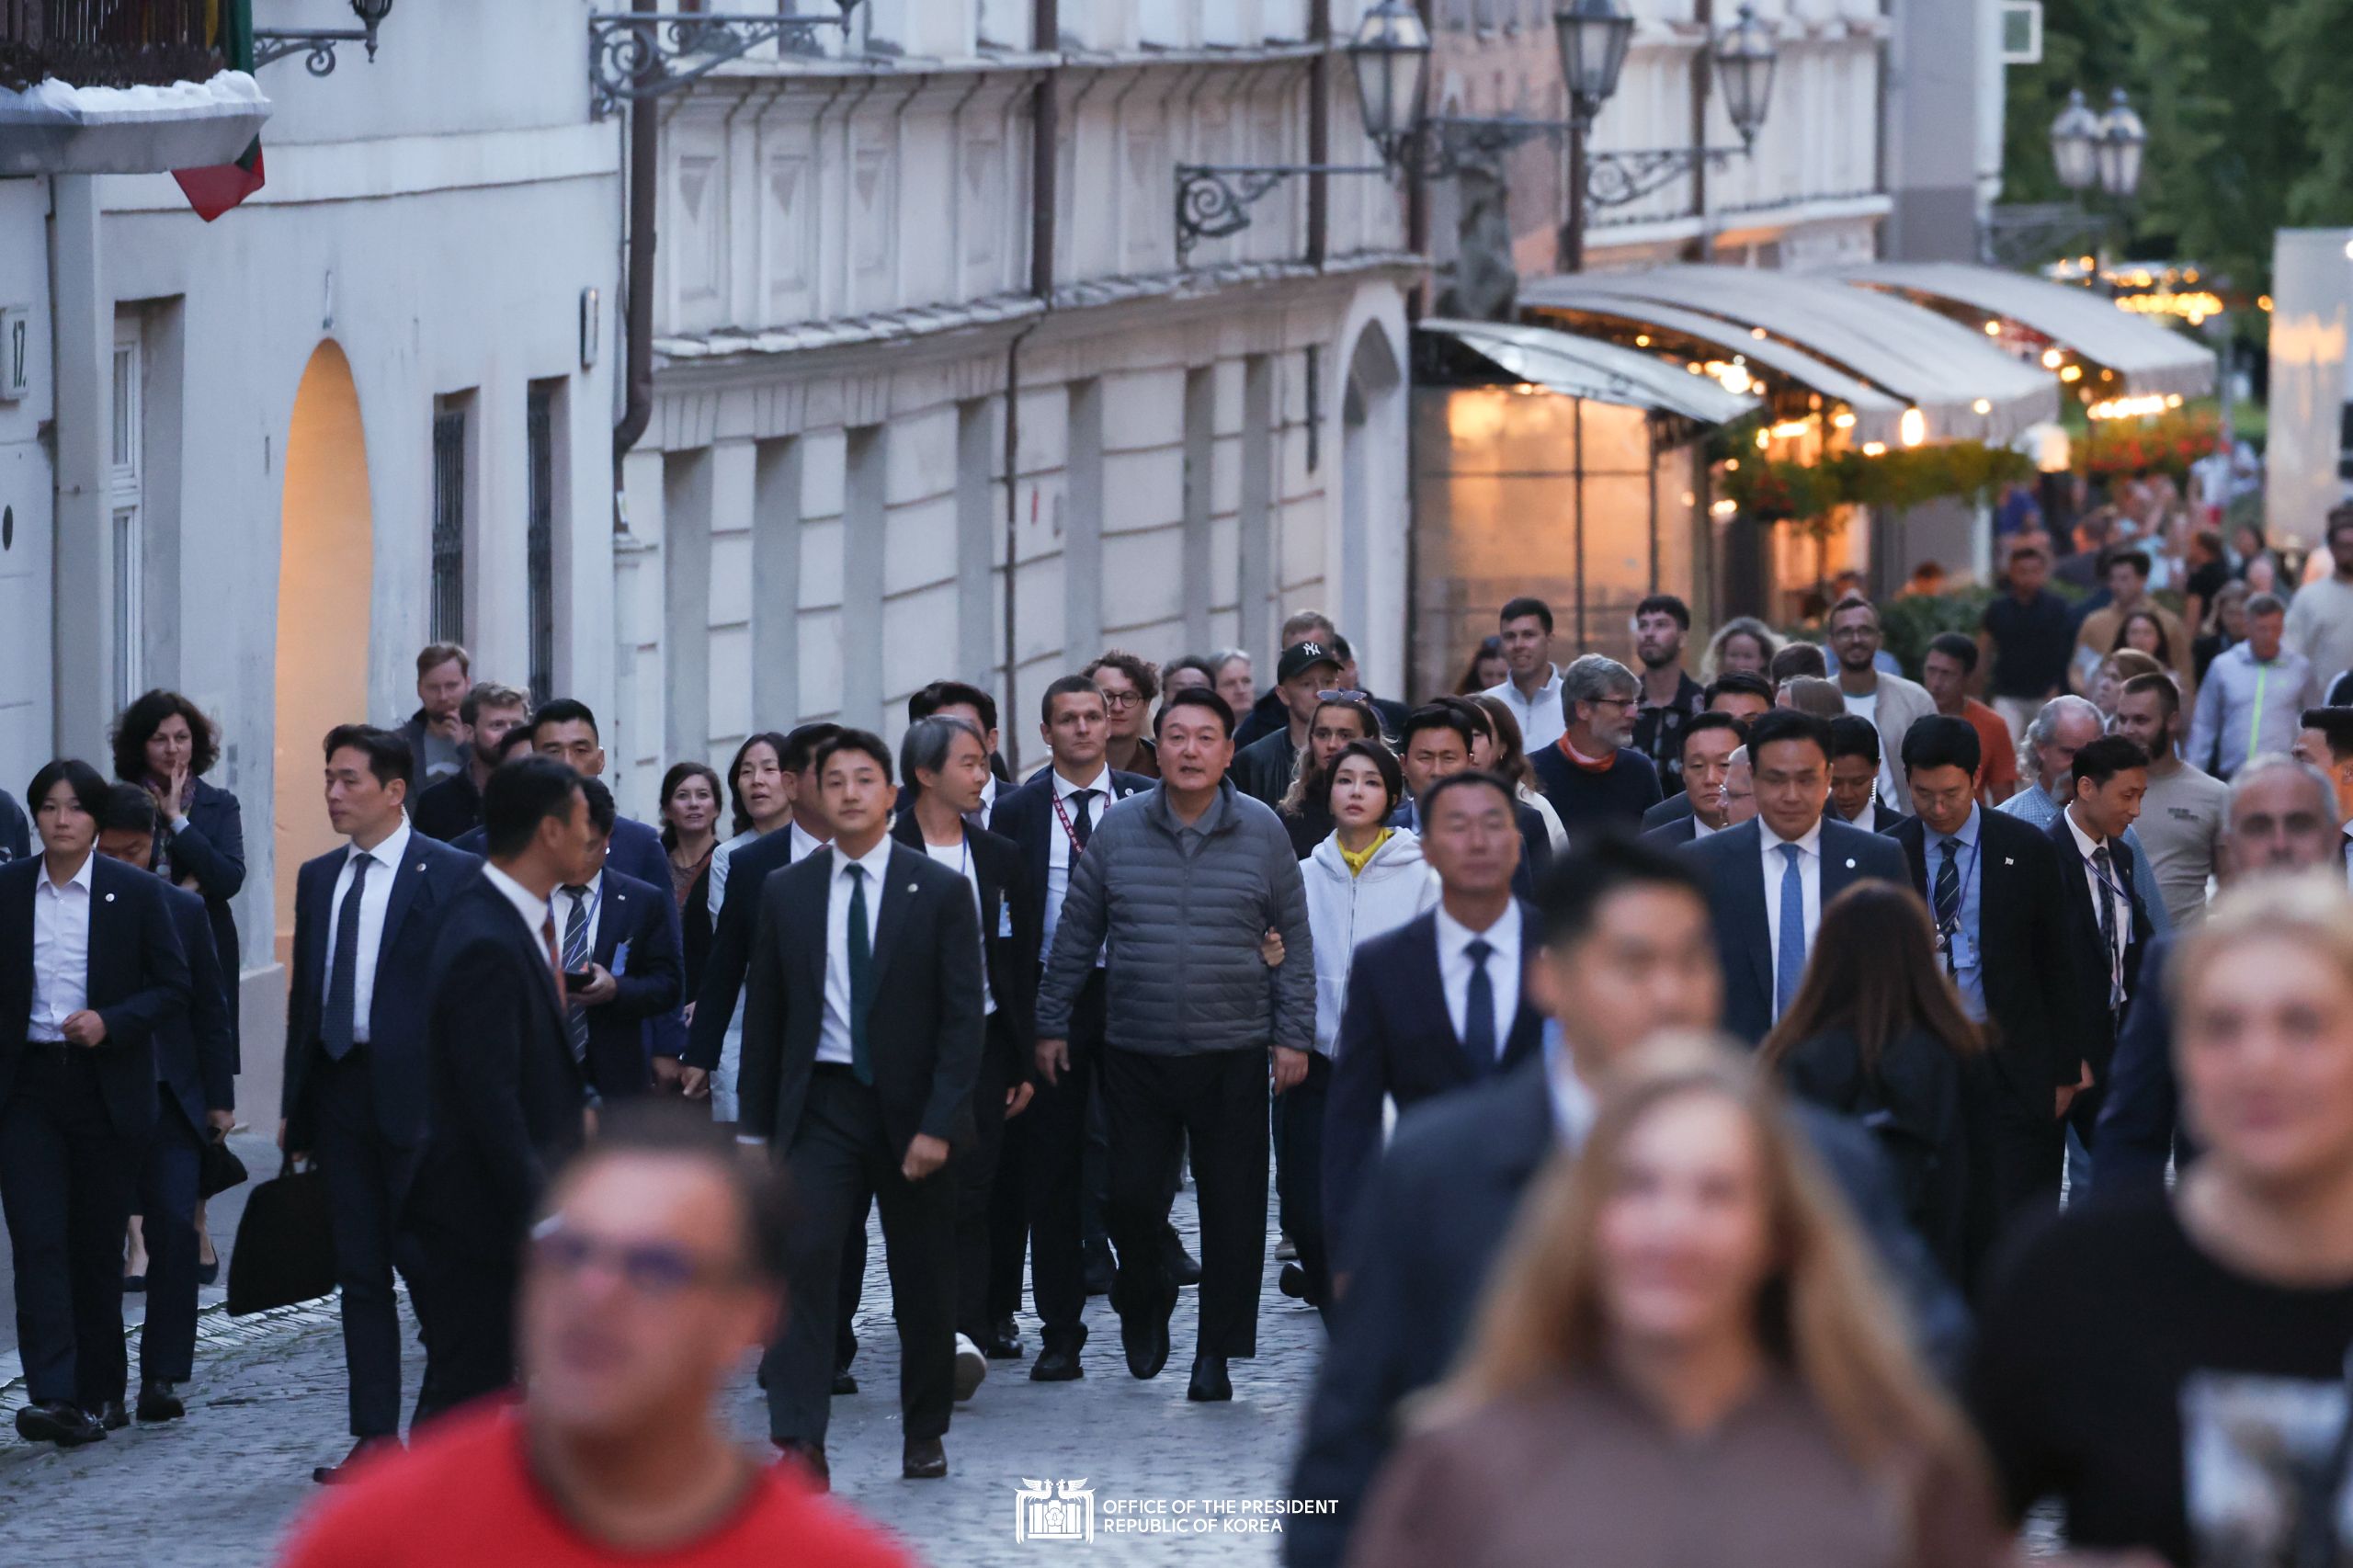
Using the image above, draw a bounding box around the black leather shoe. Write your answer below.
[1083,1240,1115,1297]
[15,1402,104,1447]
[774,1438,830,1491]
[313,1436,401,1484]
[902,1436,948,1480]
[1279,1262,1308,1300]
[1120,1304,1171,1381]
[1030,1344,1085,1382]
[1163,1229,1203,1288]
[1188,1356,1233,1403]
[135,1380,186,1423]
[831,1368,858,1396]
[983,1315,1024,1358]
[87,1398,130,1431]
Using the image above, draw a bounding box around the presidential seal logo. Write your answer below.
[1015,1478,1095,1543]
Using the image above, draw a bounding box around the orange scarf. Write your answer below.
[1556,735,1618,775]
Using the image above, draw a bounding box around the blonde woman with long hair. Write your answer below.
[1348,1040,2005,1568]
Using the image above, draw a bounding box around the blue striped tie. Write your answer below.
[561,886,591,1066]
[1774,843,1806,1019]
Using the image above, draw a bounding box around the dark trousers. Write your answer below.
[1274,1052,1332,1312]
[404,1226,517,1426]
[0,1047,142,1407]
[1991,1095,2067,1229]
[136,1095,203,1384]
[771,1068,956,1446]
[311,1047,424,1437]
[1028,971,1108,1346]
[986,1079,1029,1324]
[954,1017,1017,1340]
[1102,1044,1268,1361]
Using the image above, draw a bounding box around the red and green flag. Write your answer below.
[172,0,264,222]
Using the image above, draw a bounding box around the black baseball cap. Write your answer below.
[1278,641,1345,685]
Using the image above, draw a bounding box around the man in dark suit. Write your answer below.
[681,722,843,1099]
[1639,674,1774,835]
[1324,771,1544,1272]
[1640,711,1746,849]
[990,676,1153,1380]
[2047,734,2156,1176]
[2093,755,2347,1201]
[555,780,682,1103]
[94,786,235,1426]
[410,682,531,842]
[894,716,1039,1389]
[1682,709,1910,1043]
[281,725,480,1480]
[401,755,595,1424]
[1285,833,1966,1568]
[0,759,190,1447]
[1884,716,2079,1255]
[1392,703,1549,897]
[739,731,984,1484]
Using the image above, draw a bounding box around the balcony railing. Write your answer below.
[0,0,222,94]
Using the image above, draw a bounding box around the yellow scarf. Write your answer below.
[1337,828,1393,879]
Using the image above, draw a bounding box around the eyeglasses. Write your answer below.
[1097,689,1145,710]
[529,1217,742,1298]
[1589,696,1638,711]
[1316,688,1370,703]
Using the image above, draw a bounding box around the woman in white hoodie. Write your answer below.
[1286,738,1439,1314]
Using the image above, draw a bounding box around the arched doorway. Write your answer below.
[1339,321,1404,680]
[272,342,373,968]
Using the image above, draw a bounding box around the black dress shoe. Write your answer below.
[313,1436,400,1484]
[1163,1229,1203,1288]
[983,1315,1024,1358]
[1083,1240,1115,1297]
[1279,1262,1309,1300]
[87,1398,130,1431]
[136,1380,186,1423]
[831,1369,858,1396]
[15,1402,104,1447]
[774,1438,830,1491]
[1120,1304,1171,1381]
[1187,1356,1233,1403]
[902,1436,948,1479]
[1030,1344,1085,1382]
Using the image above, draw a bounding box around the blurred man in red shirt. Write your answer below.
[278,1105,914,1568]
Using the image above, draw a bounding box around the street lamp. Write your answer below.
[2095,87,2146,200]
[1713,4,1779,147]
[255,0,400,75]
[1555,0,1636,132]
[2050,88,2102,194]
[1348,1,1433,172]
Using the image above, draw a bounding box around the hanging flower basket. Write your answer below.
[1719,440,2035,523]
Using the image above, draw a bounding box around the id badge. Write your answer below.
[1945,930,1977,971]
[998,902,1014,939]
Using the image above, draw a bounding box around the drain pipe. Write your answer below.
[611,0,659,494]
[1004,3,1060,765]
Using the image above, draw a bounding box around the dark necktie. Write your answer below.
[321,854,371,1059]
[1461,937,1497,1066]
[1933,839,1961,974]
[561,886,592,1066]
[2090,844,2120,1014]
[847,865,874,1085]
[1071,789,1097,850]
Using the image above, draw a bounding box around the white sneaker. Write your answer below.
[953,1333,988,1402]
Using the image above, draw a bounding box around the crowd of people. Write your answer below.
[3,543,2353,1567]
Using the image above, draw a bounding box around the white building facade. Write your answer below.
[0,0,622,1114]
[615,0,1417,788]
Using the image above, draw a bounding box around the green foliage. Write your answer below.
[1877,589,1999,682]
[1718,442,2035,522]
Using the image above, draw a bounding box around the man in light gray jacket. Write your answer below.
[1036,687,1314,1404]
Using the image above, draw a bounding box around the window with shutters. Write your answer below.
[430,402,467,645]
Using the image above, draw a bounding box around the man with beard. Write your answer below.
[1527,655,1663,834]
[1630,595,1705,798]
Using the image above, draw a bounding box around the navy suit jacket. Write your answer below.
[2091,932,2189,1203]
[2042,812,2154,1079]
[1641,814,1700,848]
[0,855,191,1141]
[0,789,27,863]
[573,866,683,1100]
[404,872,586,1255]
[987,767,1153,958]
[892,812,1041,1075]
[1322,903,1545,1268]
[153,880,236,1132]
[282,829,482,1147]
[1683,817,1911,1044]
[165,778,244,1062]
[1286,1055,1970,1568]
[1642,791,1695,832]
[684,821,831,1072]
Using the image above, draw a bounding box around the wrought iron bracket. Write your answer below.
[1174,164,1388,262]
[1399,116,1568,179]
[590,12,856,119]
[1980,201,2117,270]
[253,29,375,76]
[1585,143,1750,208]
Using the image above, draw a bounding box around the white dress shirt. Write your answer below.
[1042,765,1114,965]
[28,852,95,1041]
[1841,688,1903,804]
[1690,816,1720,840]
[2063,807,2132,997]
[554,869,605,967]
[323,816,413,1045]
[482,862,554,958]
[1760,816,1825,974]
[1543,1022,1597,1150]
[819,837,894,1067]
[1483,666,1566,753]
[923,834,996,1016]
[1434,902,1520,1057]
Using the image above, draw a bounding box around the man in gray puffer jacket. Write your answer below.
[1037,687,1314,1403]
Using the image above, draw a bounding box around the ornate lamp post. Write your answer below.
[255,0,398,76]
[587,1,865,119]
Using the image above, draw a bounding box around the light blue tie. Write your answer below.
[1774,842,1806,1019]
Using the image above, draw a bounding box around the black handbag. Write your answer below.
[197,1131,249,1200]
[225,1157,338,1316]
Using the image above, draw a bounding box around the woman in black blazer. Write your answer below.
[113,690,245,1280]
[1761,881,1992,1291]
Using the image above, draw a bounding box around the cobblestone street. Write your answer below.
[0,1179,1326,1567]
